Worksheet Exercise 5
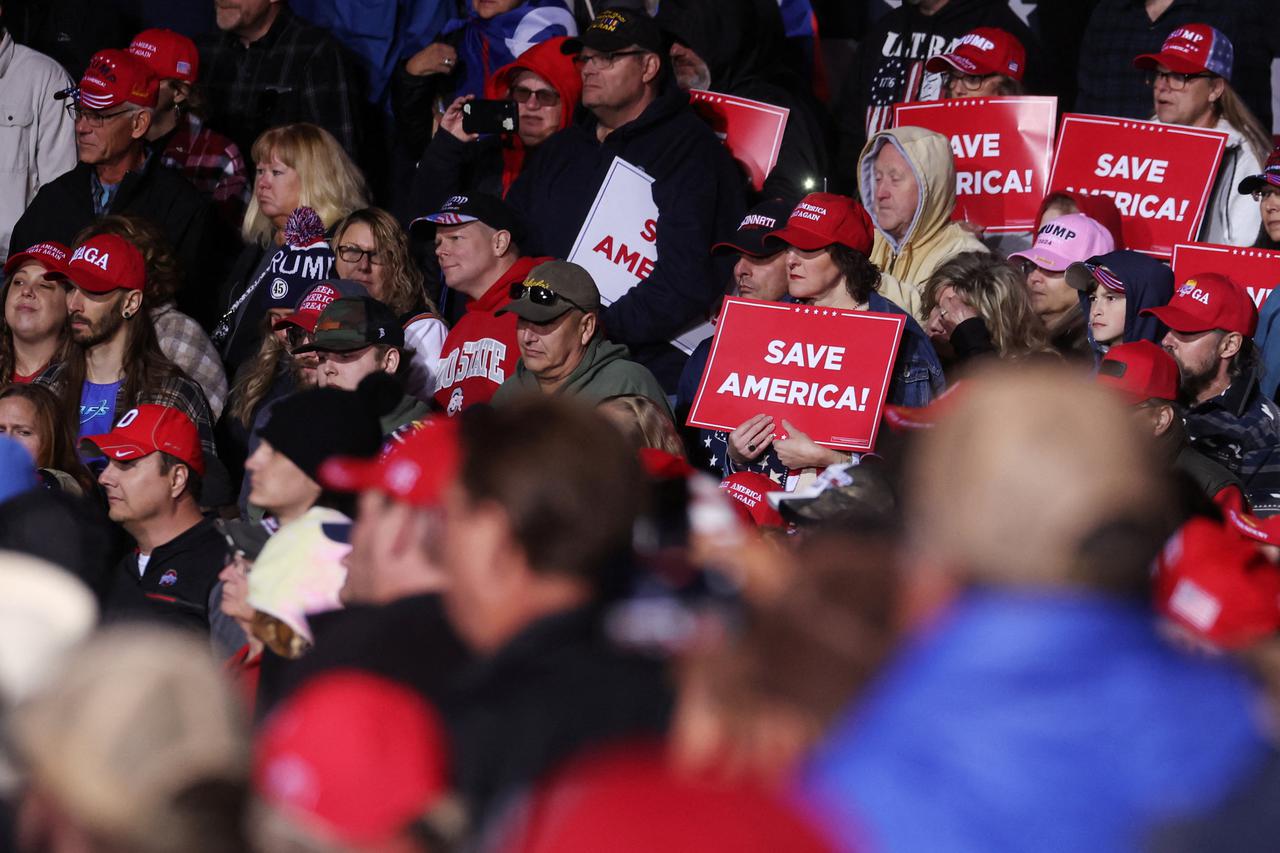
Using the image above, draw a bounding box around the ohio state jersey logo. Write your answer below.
[159,569,178,587]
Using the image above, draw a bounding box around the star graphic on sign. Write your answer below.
[704,437,712,448]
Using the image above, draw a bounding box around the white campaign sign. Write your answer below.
[567,156,714,355]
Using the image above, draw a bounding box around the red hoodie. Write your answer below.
[486,36,584,195]
[434,255,551,415]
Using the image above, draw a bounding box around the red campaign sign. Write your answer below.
[1047,114,1227,258]
[689,90,789,192]
[686,298,906,452]
[1171,242,1280,310]
[893,96,1057,233]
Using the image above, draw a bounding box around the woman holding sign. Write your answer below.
[725,193,943,477]
[1135,25,1271,248]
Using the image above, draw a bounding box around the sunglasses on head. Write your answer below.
[509,282,586,312]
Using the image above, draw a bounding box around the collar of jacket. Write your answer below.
[136,516,219,567]
[221,3,295,52]
[1197,363,1262,419]
[456,604,604,690]
[571,83,690,145]
[0,31,15,78]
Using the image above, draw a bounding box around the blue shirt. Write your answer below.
[79,380,122,440]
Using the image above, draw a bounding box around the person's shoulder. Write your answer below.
[8,39,72,84]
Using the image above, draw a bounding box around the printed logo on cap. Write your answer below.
[271,278,289,300]
[70,245,111,271]
[443,195,468,208]
[791,201,829,223]
[386,459,421,493]
[298,285,339,313]
[592,9,626,32]
[738,213,778,230]
[1177,279,1211,305]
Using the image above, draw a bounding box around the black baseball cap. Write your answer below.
[292,297,405,354]
[562,7,665,55]
[410,192,525,244]
[711,199,796,258]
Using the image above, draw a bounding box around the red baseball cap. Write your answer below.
[254,670,449,847]
[719,472,785,527]
[1096,341,1179,404]
[50,234,147,294]
[1226,509,1280,548]
[127,28,199,85]
[764,193,874,255]
[3,241,69,277]
[81,404,204,475]
[272,281,367,334]
[319,417,460,507]
[925,27,1026,81]
[78,49,158,110]
[1141,272,1257,336]
[1154,517,1280,650]
[1133,23,1234,81]
[883,381,966,432]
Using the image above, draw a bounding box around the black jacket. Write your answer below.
[9,158,223,327]
[446,606,671,833]
[102,517,225,634]
[505,84,746,390]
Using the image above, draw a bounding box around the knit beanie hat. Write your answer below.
[258,387,383,481]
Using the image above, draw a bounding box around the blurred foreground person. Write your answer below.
[801,364,1268,853]
[9,626,248,853]
[439,398,671,839]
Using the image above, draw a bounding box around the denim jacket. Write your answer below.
[869,291,946,408]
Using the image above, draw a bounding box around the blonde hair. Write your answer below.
[922,252,1050,359]
[1218,84,1273,167]
[331,207,439,318]
[242,124,369,247]
[228,320,289,428]
[598,394,686,458]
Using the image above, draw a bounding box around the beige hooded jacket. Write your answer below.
[859,126,988,318]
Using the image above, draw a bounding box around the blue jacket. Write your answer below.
[1255,293,1280,400]
[1076,250,1173,362]
[677,291,943,485]
[506,84,747,390]
[800,590,1267,853]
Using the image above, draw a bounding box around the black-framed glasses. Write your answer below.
[572,49,648,70]
[509,282,586,312]
[947,72,995,92]
[510,84,560,107]
[336,244,383,266]
[64,103,133,127]
[1145,69,1214,90]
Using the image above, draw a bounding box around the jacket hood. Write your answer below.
[858,126,956,255]
[1077,249,1173,352]
[654,0,793,92]
[512,334,632,390]
[488,35,583,132]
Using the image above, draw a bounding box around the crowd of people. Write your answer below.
[2,0,1280,850]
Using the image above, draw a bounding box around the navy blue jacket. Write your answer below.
[506,84,747,389]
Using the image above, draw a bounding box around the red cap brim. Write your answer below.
[1133,51,1208,75]
[272,310,322,333]
[1140,304,1215,334]
[4,252,66,278]
[48,267,129,294]
[924,53,998,77]
[763,224,833,252]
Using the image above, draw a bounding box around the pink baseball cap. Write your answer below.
[1008,213,1116,273]
[1134,23,1233,82]
[925,27,1026,81]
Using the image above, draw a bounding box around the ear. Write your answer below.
[381,347,401,374]
[1220,331,1243,360]
[1209,77,1226,103]
[121,289,144,318]
[1151,402,1176,437]
[172,82,190,106]
[492,229,512,257]
[579,311,597,345]
[131,109,152,141]
[640,51,662,85]
[169,462,190,499]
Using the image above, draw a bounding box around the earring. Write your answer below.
[122,311,132,318]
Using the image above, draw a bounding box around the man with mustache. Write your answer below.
[39,233,215,467]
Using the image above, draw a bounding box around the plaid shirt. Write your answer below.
[153,305,230,421]
[159,114,249,230]
[196,5,361,161]
[1183,369,1280,517]
[1075,0,1269,122]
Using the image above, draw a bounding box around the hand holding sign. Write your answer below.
[774,419,847,469]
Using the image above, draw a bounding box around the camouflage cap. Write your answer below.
[292,296,405,353]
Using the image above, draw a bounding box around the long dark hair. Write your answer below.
[829,244,882,305]
[1255,224,1280,250]
[0,267,70,382]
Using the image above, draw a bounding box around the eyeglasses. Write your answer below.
[510,85,560,108]
[1145,70,1214,90]
[336,244,383,266]
[1252,186,1280,203]
[947,73,995,92]
[1014,257,1061,278]
[509,282,586,312]
[572,49,649,70]
[65,103,134,127]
